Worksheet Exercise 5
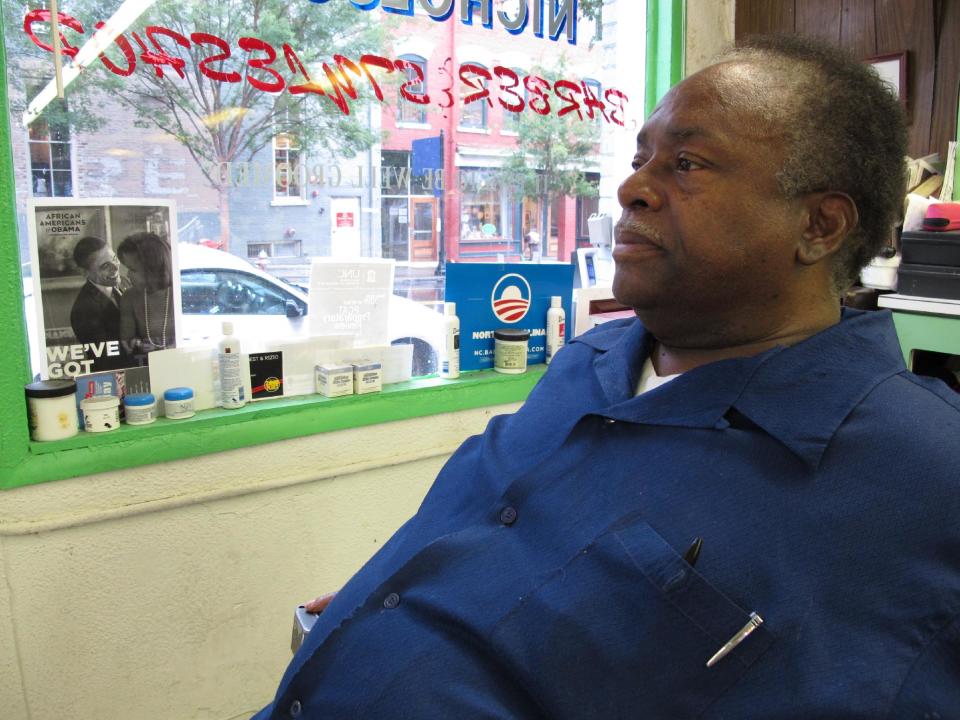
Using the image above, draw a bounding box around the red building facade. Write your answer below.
[378,8,602,266]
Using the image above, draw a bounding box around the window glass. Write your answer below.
[577,172,602,240]
[273,134,303,200]
[459,62,489,130]
[6,0,642,381]
[27,110,73,197]
[583,78,604,123]
[397,54,428,125]
[181,269,299,316]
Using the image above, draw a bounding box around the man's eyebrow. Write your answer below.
[668,125,716,141]
[636,125,718,147]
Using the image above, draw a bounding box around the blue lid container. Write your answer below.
[163,387,194,401]
[125,393,156,406]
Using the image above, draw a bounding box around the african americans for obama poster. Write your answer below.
[27,199,182,378]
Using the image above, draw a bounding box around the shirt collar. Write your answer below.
[576,309,906,471]
[89,279,120,299]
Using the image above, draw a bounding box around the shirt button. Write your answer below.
[383,592,401,609]
[289,699,302,717]
[500,506,518,525]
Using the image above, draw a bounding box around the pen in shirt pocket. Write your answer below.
[680,536,766,667]
[683,536,703,567]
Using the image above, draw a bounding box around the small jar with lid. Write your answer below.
[81,395,121,433]
[25,379,78,441]
[494,329,531,374]
[163,387,195,419]
[124,393,157,425]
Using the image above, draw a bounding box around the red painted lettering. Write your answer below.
[524,75,551,116]
[395,58,430,105]
[358,53,394,102]
[493,66,523,113]
[144,26,190,79]
[192,32,241,83]
[239,36,285,93]
[282,44,324,96]
[605,88,628,127]
[23,9,82,59]
[95,22,136,77]
[581,81,608,123]
[459,62,492,108]
[320,55,363,115]
[553,79,583,120]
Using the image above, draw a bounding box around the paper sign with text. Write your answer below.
[308,258,395,346]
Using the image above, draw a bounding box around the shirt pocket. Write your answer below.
[489,518,775,720]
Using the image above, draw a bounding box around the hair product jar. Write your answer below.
[494,328,531,374]
[124,393,157,425]
[25,379,78,441]
[80,395,121,433]
[163,387,196,419]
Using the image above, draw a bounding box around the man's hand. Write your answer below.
[303,592,337,614]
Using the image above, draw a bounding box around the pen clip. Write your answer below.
[706,612,763,668]
[683,537,703,568]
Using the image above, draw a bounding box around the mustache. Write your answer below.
[614,218,664,245]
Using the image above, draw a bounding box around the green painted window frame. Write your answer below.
[645,0,686,120]
[0,2,685,491]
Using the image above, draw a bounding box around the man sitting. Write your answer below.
[254,35,960,719]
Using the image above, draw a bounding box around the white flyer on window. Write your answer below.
[307,258,394,346]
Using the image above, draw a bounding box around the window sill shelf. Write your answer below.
[8,367,546,490]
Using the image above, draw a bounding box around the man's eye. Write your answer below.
[676,157,700,172]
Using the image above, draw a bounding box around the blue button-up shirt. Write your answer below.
[256,309,960,719]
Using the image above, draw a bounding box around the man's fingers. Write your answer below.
[303,592,337,614]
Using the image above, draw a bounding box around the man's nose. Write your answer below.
[617,165,663,212]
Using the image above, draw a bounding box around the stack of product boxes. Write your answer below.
[899,229,960,300]
[315,361,382,398]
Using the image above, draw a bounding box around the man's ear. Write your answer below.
[796,192,858,266]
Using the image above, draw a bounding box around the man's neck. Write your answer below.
[87,278,119,298]
[649,307,841,376]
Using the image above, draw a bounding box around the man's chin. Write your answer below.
[611,277,655,312]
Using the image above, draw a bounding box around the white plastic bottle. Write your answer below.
[218,321,247,408]
[545,296,565,364]
[439,302,460,379]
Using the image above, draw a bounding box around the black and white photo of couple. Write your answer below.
[28,200,179,378]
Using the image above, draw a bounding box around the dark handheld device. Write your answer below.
[291,605,319,653]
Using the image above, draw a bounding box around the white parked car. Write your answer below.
[23,244,444,378]
[177,244,443,376]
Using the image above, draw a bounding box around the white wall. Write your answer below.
[0,404,519,720]
[685,0,736,76]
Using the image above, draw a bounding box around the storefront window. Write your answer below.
[7,0,645,381]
